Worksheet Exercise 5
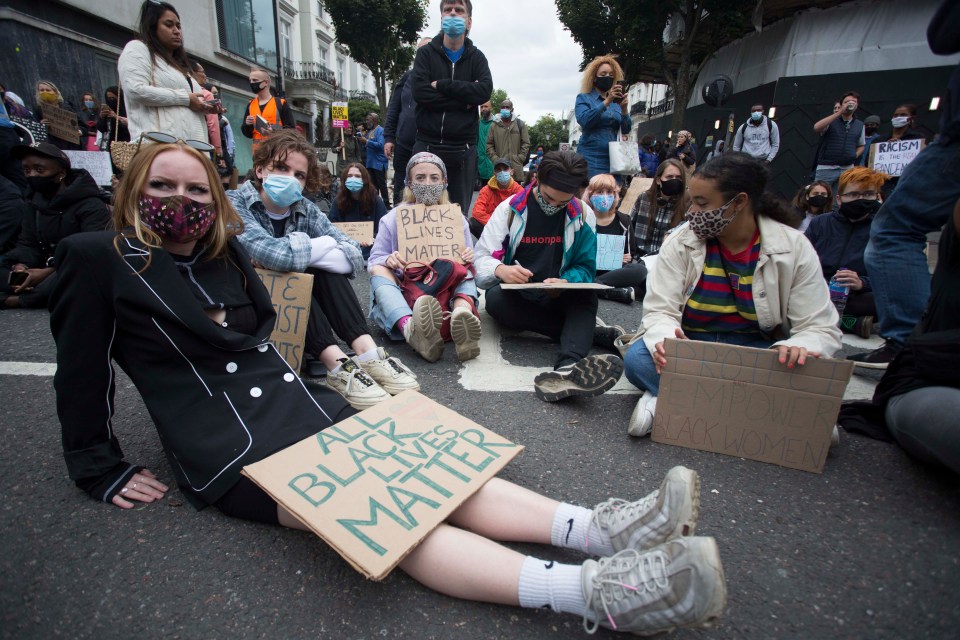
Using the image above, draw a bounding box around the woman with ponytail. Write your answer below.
[622,152,842,437]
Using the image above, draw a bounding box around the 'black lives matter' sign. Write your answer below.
[396,203,466,266]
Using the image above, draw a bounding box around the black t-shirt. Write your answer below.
[512,196,565,282]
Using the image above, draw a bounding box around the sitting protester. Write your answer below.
[582,173,645,303]
[470,157,522,239]
[805,166,885,338]
[305,164,338,215]
[475,150,624,402]
[328,163,386,260]
[629,159,688,257]
[1,143,110,309]
[793,181,832,233]
[368,152,482,363]
[624,153,842,436]
[230,130,418,409]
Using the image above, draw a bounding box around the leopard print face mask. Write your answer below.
[685,197,739,240]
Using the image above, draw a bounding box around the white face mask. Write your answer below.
[891,116,910,128]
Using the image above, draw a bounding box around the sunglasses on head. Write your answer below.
[142,131,215,153]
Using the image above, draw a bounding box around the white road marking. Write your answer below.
[0,361,57,376]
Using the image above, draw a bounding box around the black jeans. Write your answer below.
[303,268,371,355]
[412,141,477,219]
[468,217,485,240]
[596,261,648,300]
[484,284,598,369]
[392,144,413,207]
[368,167,391,208]
[845,289,877,317]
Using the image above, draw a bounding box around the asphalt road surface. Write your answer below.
[1,271,958,640]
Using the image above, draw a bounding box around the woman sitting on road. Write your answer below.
[623,152,842,437]
[582,173,645,304]
[49,139,727,637]
[629,158,689,258]
[328,162,387,260]
[368,152,482,363]
[792,181,832,233]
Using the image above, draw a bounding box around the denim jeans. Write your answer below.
[864,138,960,345]
[814,165,851,196]
[624,331,773,396]
[369,274,478,340]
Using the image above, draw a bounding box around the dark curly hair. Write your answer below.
[250,129,322,193]
[694,152,801,228]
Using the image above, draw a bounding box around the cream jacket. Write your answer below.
[640,215,842,357]
[117,40,207,143]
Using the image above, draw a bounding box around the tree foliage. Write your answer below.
[325,0,429,113]
[529,114,569,152]
[347,98,381,129]
[555,0,753,131]
[489,88,509,108]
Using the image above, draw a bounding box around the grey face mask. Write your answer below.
[535,187,565,216]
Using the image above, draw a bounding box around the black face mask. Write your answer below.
[659,177,683,197]
[594,76,615,93]
[28,174,63,197]
[865,126,878,136]
[250,81,264,94]
[838,199,880,220]
[807,194,829,208]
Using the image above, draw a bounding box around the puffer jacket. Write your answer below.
[804,209,874,291]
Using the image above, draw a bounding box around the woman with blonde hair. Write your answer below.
[33,80,81,150]
[582,173,645,303]
[574,55,632,178]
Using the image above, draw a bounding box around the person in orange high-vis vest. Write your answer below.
[241,69,295,142]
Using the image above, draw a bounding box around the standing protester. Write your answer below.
[666,131,696,172]
[476,100,494,188]
[575,55,631,178]
[241,68,295,142]
[412,0,493,218]
[189,62,222,160]
[852,2,960,369]
[1,143,110,309]
[77,92,101,152]
[475,150,625,402]
[638,134,659,177]
[793,181,833,233]
[117,1,214,145]
[858,115,881,166]
[383,38,430,207]
[470,157,522,238]
[871,104,927,197]
[528,145,545,184]
[812,91,865,195]
[629,159,689,257]
[334,122,363,176]
[358,112,390,208]
[33,80,81,150]
[732,104,780,163]
[486,98,530,183]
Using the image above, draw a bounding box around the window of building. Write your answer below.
[319,45,329,66]
[360,73,367,91]
[337,58,345,87]
[317,1,325,20]
[216,0,278,69]
[280,19,292,61]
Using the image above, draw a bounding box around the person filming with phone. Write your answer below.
[812,90,865,195]
[575,55,632,179]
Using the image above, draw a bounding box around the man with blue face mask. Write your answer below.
[486,99,530,182]
[412,0,493,219]
[732,103,780,163]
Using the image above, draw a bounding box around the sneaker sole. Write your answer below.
[533,354,623,402]
[850,359,890,370]
[325,383,390,410]
[665,467,700,541]
[410,296,444,362]
[450,311,482,362]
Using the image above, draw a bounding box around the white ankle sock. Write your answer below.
[517,556,586,616]
[551,502,614,556]
[356,348,381,363]
[329,359,346,375]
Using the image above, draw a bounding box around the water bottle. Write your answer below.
[828,267,850,322]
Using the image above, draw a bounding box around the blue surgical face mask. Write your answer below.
[441,15,467,37]
[751,111,763,121]
[84,100,96,110]
[345,176,364,192]
[261,174,303,207]
[495,170,511,184]
[590,193,615,213]
[500,108,511,119]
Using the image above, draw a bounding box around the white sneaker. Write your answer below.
[591,466,700,554]
[449,306,481,362]
[325,358,390,409]
[358,348,420,395]
[581,537,726,635]
[628,391,657,437]
[402,296,444,362]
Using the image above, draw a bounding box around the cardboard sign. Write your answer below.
[254,268,313,371]
[652,340,854,473]
[618,177,653,215]
[331,101,349,129]
[501,282,611,290]
[242,391,523,580]
[334,221,374,245]
[40,104,80,144]
[396,203,466,266]
[596,233,626,271]
[869,139,925,177]
[63,151,112,186]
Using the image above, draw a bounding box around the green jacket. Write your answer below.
[477,116,495,180]
[486,117,530,180]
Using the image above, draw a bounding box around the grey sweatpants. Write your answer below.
[886,387,960,475]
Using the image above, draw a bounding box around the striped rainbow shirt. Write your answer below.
[682,230,762,333]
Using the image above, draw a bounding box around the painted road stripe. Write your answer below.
[0,362,57,376]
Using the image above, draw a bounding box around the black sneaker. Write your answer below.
[846,340,902,370]
[534,354,624,402]
[594,323,626,349]
[598,286,636,304]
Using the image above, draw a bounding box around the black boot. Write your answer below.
[598,286,635,304]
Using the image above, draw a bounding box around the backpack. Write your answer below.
[737,117,773,144]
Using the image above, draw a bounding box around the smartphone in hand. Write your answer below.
[8,271,28,287]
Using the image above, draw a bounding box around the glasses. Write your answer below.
[839,190,879,202]
[141,131,214,153]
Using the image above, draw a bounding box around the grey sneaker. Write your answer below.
[403,296,444,362]
[358,348,420,394]
[449,305,482,362]
[325,358,390,409]
[581,537,727,635]
[590,466,700,554]
[534,354,623,402]
[628,390,657,437]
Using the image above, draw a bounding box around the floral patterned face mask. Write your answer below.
[684,196,739,240]
[138,194,218,244]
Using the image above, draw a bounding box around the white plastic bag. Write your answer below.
[609,140,641,174]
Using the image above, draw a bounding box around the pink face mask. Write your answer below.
[138,194,217,243]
